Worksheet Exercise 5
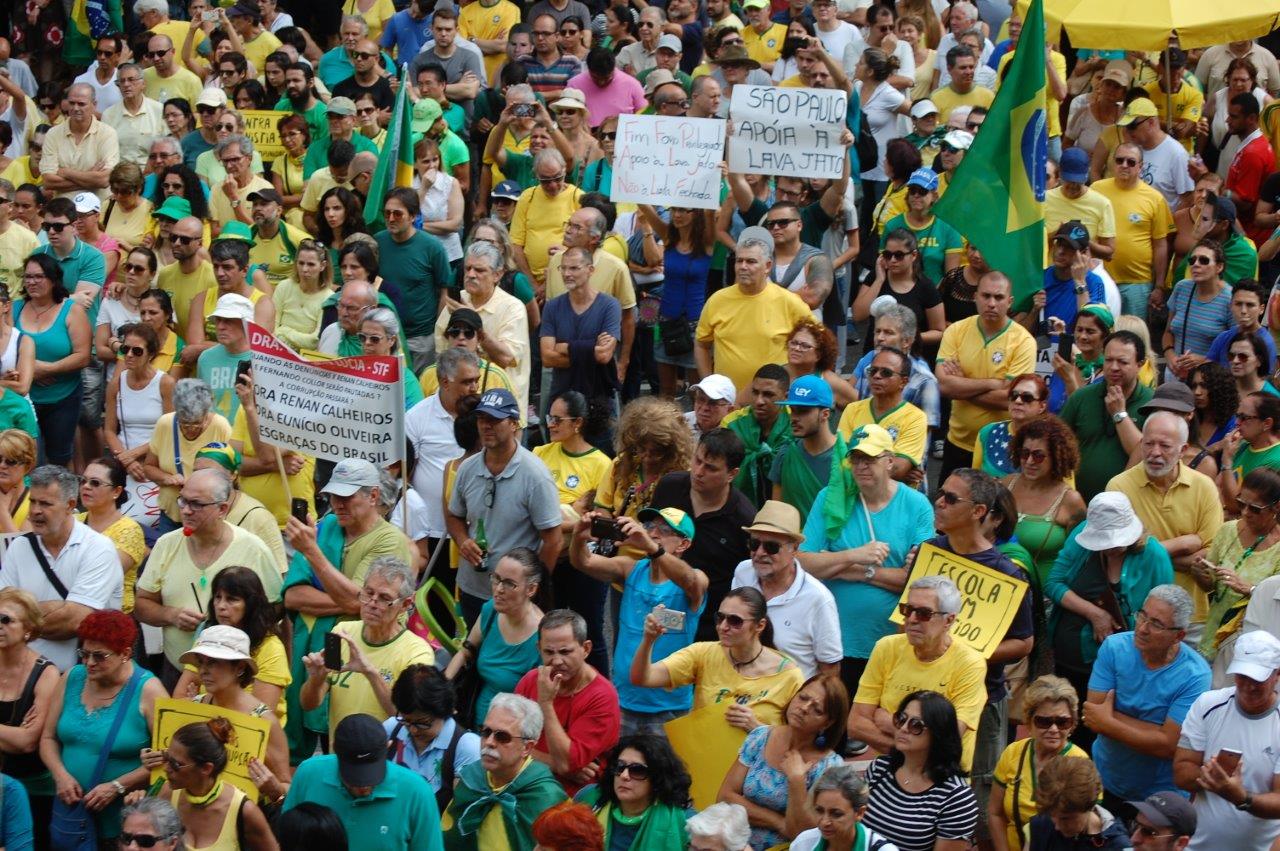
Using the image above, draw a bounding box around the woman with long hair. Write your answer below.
[1227,334,1280,399]
[1190,360,1238,450]
[415,137,465,268]
[233,79,269,111]
[271,114,309,212]
[0,283,33,400]
[1004,415,1086,588]
[602,4,638,52]
[0,588,59,836]
[895,0,942,47]
[271,239,333,351]
[973,375,1050,479]
[316,188,368,281]
[580,734,693,850]
[784,318,857,409]
[150,164,210,222]
[96,247,158,379]
[597,397,695,528]
[140,288,184,372]
[79,456,147,613]
[853,228,945,358]
[855,48,909,199]
[897,14,935,100]
[771,18,817,83]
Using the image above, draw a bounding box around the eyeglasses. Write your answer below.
[787,340,815,353]
[533,29,556,36]
[42,221,70,233]
[357,588,403,608]
[352,51,377,59]
[394,715,436,734]
[218,68,238,77]
[538,173,566,185]
[177,496,222,511]
[357,106,377,116]
[1019,448,1048,463]
[484,477,497,509]
[764,218,798,229]
[659,99,691,110]
[1240,498,1277,514]
[1032,714,1073,730]
[1009,391,1040,404]
[965,120,982,131]
[446,326,476,339]
[119,831,167,848]
[82,477,114,489]
[893,711,927,735]
[865,365,904,379]
[1236,412,1260,422]
[490,574,521,592]
[357,332,385,345]
[1114,156,1139,166]
[1135,609,1179,632]
[21,274,47,283]
[0,457,26,467]
[220,155,244,166]
[637,21,655,27]
[881,249,911,260]
[478,726,528,745]
[748,537,782,555]
[97,48,118,57]
[383,208,409,219]
[898,602,944,621]
[613,760,650,780]
[76,649,114,664]
[170,234,198,245]
[937,489,973,506]
[714,611,748,629]
[1188,255,1216,266]
[1132,824,1175,840]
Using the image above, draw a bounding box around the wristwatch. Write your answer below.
[1112,411,1129,424]
[864,565,877,581]
[649,544,666,560]
[1073,283,1087,294]
[111,780,126,797]
[1236,794,1254,812]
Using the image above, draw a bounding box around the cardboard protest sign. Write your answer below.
[890,542,1029,657]
[247,323,404,466]
[729,85,847,179]
[150,698,271,799]
[610,114,726,210]
[664,703,747,809]
[241,110,287,160]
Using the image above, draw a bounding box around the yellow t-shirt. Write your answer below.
[855,633,988,770]
[226,491,288,574]
[209,175,274,228]
[248,222,310,284]
[1142,81,1203,153]
[936,316,1037,451]
[344,0,396,44]
[231,407,316,529]
[996,50,1067,137]
[240,30,283,74]
[483,127,531,183]
[0,223,40,298]
[0,157,37,189]
[149,411,233,520]
[873,182,909,237]
[993,740,1091,850]
[1042,186,1116,246]
[158,259,217,332]
[419,358,513,398]
[929,84,995,124]
[143,66,204,110]
[325,621,435,739]
[270,278,332,351]
[743,23,787,66]
[459,0,522,80]
[695,283,812,394]
[1092,178,1175,285]
[150,19,205,54]
[837,399,928,468]
[661,641,805,726]
[183,632,292,726]
[533,441,612,507]
[102,197,153,252]
[298,167,353,214]
[78,513,147,613]
[510,184,583,283]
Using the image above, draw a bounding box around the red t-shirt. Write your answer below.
[515,667,621,795]
[1227,131,1276,242]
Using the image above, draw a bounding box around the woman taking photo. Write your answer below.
[79,456,147,613]
[40,611,166,845]
[104,321,175,527]
[784,318,857,410]
[578,734,692,851]
[0,588,59,835]
[361,307,425,410]
[861,691,978,851]
[145,718,278,850]
[988,675,1091,851]
[1189,360,1238,450]
[1220,392,1280,514]
[1004,415,1086,588]
[719,675,848,850]
[632,587,805,732]
[0,430,35,533]
[1048,303,1113,411]
[853,228,945,356]
[15,253,89,466]
[1164,239,1233,381]
[790,764,900,851]
[271,238,333,352]
[443,548,544,725]
[973,375,1049,479]
[271,114,309,212]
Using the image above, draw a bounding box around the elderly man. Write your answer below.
[1093,142,1175,320]
[695,227,812,393]
[768,375,838,519]
[284,713,443,851]
[283,457,415,757]
[839,347,928,484]
[142,34,203,109]
[39,84,118,200]
[511,149,583,287]
[618,8,665,76]
[515,610,620,795]
[1108,412,1224,646]
[730,500,841,678]
[447,388,562,624]
[134,0,201,55]
[441,693,568,850]
[539,246,621,402]
[319,15,395,90]
[1174,630,1280,851]
[851,574,987,767]
[798,424,934,694]
[300,557,434,739]
[319,279,379,356]
[100,63,162,168]
[141,137,185,198]
[302,97,378,179]
[72,32,124,111]
[1044,147,1117,260]
[689,75,723,119]
[135,467,282,688]
[157,216,215,331]
[406,348,480,552]
[932,0,992,86]
[684,375,735,441]
[1084,585,1211,816]
[208,135,270,233]
[376,186,453,373]
[0,465,121,670]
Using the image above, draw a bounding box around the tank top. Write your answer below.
[15,299,78,404]
[170,784,246,851]
[659,246,711,321]
[0,326,20,375]
[1011,475,1071,588]
[117,369,165,451]
[0,656,53,782]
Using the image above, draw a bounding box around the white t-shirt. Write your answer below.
[390,489,431,544]
[1140,135,1195,209]
[934,32,994,88]
[404,393,462,539]
[816,21,862,61]
[1179,686,1280,851]
[730,560,842,677]
[73,63,123,113]
[857,79,907,181]
[843,37,915,83]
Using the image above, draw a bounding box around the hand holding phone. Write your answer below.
[235,360,252,384]
[591,516,625,542]
[1216,748,1242,775]
[291,498,309,524]
[653,607,686,632]
[323,633,343,670]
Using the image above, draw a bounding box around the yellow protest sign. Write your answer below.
[890,542,1029,658]
[242,110,287,160]
[150,698,271,799]
[664,703,747,809]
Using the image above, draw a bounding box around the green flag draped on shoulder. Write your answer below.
[933,0,1047,306]
[364,69,416,229]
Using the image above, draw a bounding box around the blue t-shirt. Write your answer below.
[0,774,33,851]
[1088,631,1211,799]
[1206,326,1278,372]
[538,291,622,398]
[380,8,435,60]
[35,239,107,323]
[1168,280,1234,358]
[799,483,935,659]
[1039,267,1105,333]
[615,559,705,713]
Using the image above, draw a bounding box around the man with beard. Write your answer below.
[276,63,329,145]
[768,375,838,521]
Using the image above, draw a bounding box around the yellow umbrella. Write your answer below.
[1015,0,1280,50]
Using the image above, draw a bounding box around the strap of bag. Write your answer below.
[89,666,144,788]
[24,533,68,599]
[439,721,466,794]
[171,416,184,476]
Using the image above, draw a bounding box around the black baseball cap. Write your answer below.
[1052,220,1089,251]
[446,308,483,332]
[332,714,388,788]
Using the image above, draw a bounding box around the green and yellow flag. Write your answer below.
[933,0,1047,305]
[363,70,416,229]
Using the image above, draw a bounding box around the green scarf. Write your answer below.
[1074,352,1103,381]
[443,759,567,851]
[725,407,792,508]
[579,787,688,851]
[821,445,862,542]
[779,434,846,524]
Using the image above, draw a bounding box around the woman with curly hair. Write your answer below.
[578,734,693,850]
[784,317,857,409]
[1004,416,1086,588]
[149,164,210,222]
[973,374,1048,479]
[533,801,605,851]
[1190,360,1238,450]
[595,396,695,532]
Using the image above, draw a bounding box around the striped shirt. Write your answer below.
[862,756,979,851]
[1167,280,1233,358]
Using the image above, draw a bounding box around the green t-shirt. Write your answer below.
[374,230,453,337]
[1059,380,1154,502]
[274,96,329,149]
[196,344,252,423]
[880,213,964,284]
[0,388,37,439]
[501,150,537,190]
[301,132,379,179]
[1233,440,1280,482]
[1171,229,1259,284]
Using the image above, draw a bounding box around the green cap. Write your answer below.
[215,220,255,244]
[411,98,443,135]
[152,195,192,221]
[638,507,696,540]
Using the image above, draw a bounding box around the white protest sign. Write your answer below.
[729,85,848,179]
[246,322,404,466]
[610,114,726,210]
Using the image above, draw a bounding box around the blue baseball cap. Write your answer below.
[475,388,520,420]
[906,168,939,192]
[490,180,522,201]
[785,374,833,409]
[1060,146,1089,183]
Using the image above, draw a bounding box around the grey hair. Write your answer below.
[639,6,667,22]
[0,178,14,196]
[190,467,233,504]
[150,136,182,158]
[376,469,400,512]
[487,692,544,740]
[737,237,772,259]
[1146,584,1193,630]
[362,307,401,352]
[578,207,606,240]
[539,608,589,644]
[871,300,918,342]
[532,148,566,173]
[28,465,80,502]
[121,799,186,851]
[68,83,96,105]
[465,240,504,273]
[173,379,214,422]
[959,27,986,44]
[808,764,871,810]
[133,0,167,15]
[365,556,414,600]
[1144,410,1189,445]
[117,62,145,80]
[214,133,254,159]
[437,346,480,380]
[505,83,534,103]
[951,1,977,22]
[341,14,370,34]
[686,803,751,849]
[911,575,962,615]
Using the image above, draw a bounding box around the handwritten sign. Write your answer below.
[610,114,726,210]
[150,698,272,799]
[890,543,1029,658]
[247,322,405,466]
[664,703,747,809]
[729,85,847,179]
[241,110,288,160]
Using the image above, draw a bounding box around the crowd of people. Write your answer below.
[1,0,1280,848]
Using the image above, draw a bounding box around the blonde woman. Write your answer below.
[271,239,334,351]
[595,397,695,533]
[0,429,36,533]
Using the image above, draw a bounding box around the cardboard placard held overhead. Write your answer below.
[728,85,847,179]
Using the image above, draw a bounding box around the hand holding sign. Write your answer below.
[729,85,848,179]
[609,114,726,210]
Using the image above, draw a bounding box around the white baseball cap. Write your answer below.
[690,374,736,403]
[208,293,254,322]
[1228,631,1280,682]
[910,99,939,119]
[72,192,101,214]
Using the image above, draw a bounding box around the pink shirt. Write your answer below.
[565,71,648,127]
[515,666,620,795]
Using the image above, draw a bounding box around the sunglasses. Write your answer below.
[714,611,748,629]
[76,649,114,664]
[1009,391,1040,404]
[446,326,476,339]
[1020,448,1047,463]
[538,173,566,185]
[0,614,18,626]
[1114,156,1139,166]
[865,365,904,379]
[1032,714,1073,730]
[82,477,113,488]
[1240,499,1277,514]
[1229,351,1253,362]
[599,131,617,140]
[748,537,782,555]
[0,457,26,467]
[120,345,147,358]
[764,217,798,229]
[146,49,171,58]
[898,603,944,621]
[559,28,580,35]
[357,332,384,344]
[881,249,911,260]
[357,106,377,115]
[96,48,118,57]
[936,489,972,506]
[893,711,926,735]
[124,262,149,274]
[42,221,70,233]
[613,760,650,780]
[939,142,960,153]
[170,234,198,245]
[1188,255,1216,266]
[478,726,526,745]
[119,832,167,848]
[352,51,377,60]
[1133,825,1174,840]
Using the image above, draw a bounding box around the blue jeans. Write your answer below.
[1118,282,1153,320]
[35,384,81,467]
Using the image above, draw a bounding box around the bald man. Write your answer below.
[39,84,119,199]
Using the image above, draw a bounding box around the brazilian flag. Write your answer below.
[933,0,1047,305]
[363,68,417,230]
